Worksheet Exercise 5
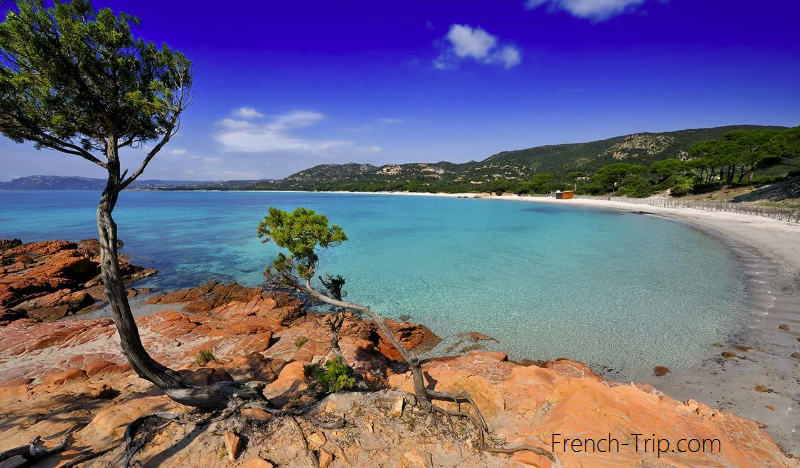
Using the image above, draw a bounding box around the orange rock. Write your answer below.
[653,365,671,376]
[319,448,333,468]
[223,430,243,461]
[41,368,87,386]
[402,448,433,467]
[468,351,508,361]
[83,360,117,377]
[241,408,273,422]
[510,450,552,467]
[240,460,275,468]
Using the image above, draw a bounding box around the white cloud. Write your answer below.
[219,118,255,130]
[232,107,265,119]
[215,110,352,154]
[203,157,223,164]
[447,24,497,60]
[434,24,521,70]
[524,0,652,21]
[492,46,522,69]
[168,148,187,155]
[378,118,404,124]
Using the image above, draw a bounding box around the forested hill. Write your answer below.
[243,124,784,192]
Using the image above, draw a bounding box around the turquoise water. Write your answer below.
[0,190,747,380]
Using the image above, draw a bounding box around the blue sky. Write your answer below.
[2,0,799,181]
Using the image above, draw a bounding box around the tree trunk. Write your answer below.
[748,168,754,185]
[97,188,191,391]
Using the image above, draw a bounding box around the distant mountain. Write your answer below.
[243,125,787,192]
[0,175,215,190]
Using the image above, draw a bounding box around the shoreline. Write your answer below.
[480,194,800,454]
[320,190,800,453]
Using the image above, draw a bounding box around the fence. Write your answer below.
[573,195,800,223]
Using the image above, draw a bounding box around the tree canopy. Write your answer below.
[257,206,348,282]
[0,0,192,186]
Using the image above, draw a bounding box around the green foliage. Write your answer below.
[304,357,357,393]
[650,159,687,178]
[295,336,309,349]
[196,349,215,366]
[257,207,347,281]
[0,0,192,163]
[669,176,695,196]
[593,163,647,193]
[618,174,655,198]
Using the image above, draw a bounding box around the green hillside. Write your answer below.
[242,125,786,192]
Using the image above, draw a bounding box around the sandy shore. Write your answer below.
[476,194,800,455]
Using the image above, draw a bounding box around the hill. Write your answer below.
[244,125,787,192]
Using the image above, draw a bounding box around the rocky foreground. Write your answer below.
[0,279,795,467]
[0,239,155,325]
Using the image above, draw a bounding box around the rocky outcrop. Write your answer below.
[0,293,794,467]
[0,239,156,324]
[145,280,265,310]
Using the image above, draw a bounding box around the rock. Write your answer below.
[0,239,150,325]
[319,448,334,468]
[457,331,500,343]
[0,238,22,249]
[653,366,671,376]
[791,352,800,360]
[240,460,275,468]
[40,368,88,386]
[307,431,326,449]
[468,351,508,361]
[223,431,243,461]
[178,367,233,386]
[391,395,405,416]
[510,450,552,467]
[721,352,737,358]
[755,385,773,393]
[28,304,71,320]
[264,361,307,405]
[402,448,433,468]
[146,280,265,312]
[778,324,790,331]
[241,408,273,422]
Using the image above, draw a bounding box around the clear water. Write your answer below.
[0,190,747,380]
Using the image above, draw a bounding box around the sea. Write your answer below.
[0,190,748,381]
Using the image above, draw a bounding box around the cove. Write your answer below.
[0,190,747,381]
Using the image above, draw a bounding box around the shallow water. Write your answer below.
[0,190,747,380]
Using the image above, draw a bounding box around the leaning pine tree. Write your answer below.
[0,0,263,411]
[258,206,554,460]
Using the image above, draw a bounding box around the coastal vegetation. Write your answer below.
[258,207,485,417]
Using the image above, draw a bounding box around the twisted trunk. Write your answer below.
[97,183,191,390]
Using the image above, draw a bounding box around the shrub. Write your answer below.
[295,336,310,349]
[670,176,694,197]
[196,349,216,366]
[304,357,357,393]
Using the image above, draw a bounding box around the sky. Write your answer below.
[1,0,799,181]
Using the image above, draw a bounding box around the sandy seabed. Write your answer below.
[334,191,800,454]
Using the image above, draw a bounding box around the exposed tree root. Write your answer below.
[482,443,557,461]
[123,412,183,467]
[61,445,119,468]
[0,425,77,467]
[290,416,320,468]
